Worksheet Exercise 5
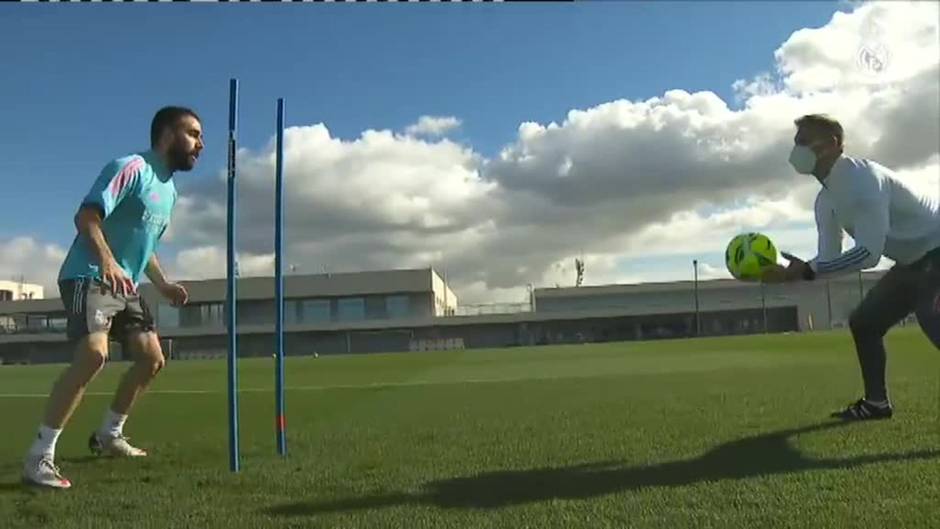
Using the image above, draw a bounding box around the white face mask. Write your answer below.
[788,145,817,174]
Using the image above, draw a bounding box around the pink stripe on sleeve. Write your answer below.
[109,157,144,199]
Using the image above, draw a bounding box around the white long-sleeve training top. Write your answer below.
[809,155,940,279]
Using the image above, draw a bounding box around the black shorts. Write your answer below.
[58,277,156,344]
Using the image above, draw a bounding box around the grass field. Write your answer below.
[1,328,938,528]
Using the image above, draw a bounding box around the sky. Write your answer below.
[0,1,937,304]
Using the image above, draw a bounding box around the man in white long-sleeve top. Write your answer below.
[763,113,940,421]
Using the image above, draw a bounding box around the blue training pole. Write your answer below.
[227,78,241,472]
[275,98,287,456]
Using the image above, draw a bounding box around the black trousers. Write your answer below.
[848,247,940,401]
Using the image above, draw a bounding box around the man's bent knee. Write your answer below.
[131,332,165,377]
[141,352,165,377]
[75,333,110,374]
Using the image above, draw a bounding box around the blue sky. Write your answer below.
[1,1,846,251]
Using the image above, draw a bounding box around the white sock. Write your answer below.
[29,425,62,459]
[99,409,128,438]
[865,398,889,408]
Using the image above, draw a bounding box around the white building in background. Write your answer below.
[0,266,910,365]
[0,280,43,301]
[533,269,892,333]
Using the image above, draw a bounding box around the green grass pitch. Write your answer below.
[1,328,938,528]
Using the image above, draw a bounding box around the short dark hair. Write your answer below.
[151,106,201,147]
[794,113,844,146]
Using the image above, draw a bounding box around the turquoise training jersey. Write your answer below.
[59,150,177,286]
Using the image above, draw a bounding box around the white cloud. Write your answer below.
[171,246,275,281]
[698,262,732,280]
[2,2,937,305]
[622,193,817,260]
[168,124,501,301]
[772,2,937,94]
[404,116,462,138]
[0,237,67,296]
[166,2,939,302]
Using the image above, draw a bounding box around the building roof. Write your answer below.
[174,268,439,302]
[0,268,442,316]
[0,280,44,289]
[534,269,888,298]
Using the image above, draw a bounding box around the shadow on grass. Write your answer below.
[0,481,33,494]
[56,455,100,465]
[265,421,940,515]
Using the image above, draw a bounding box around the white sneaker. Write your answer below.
[22,455,72,489]
[88,432,148,457]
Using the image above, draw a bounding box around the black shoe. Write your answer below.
[831,398,893,421]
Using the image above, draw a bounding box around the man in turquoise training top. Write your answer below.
[22,106,204,489]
